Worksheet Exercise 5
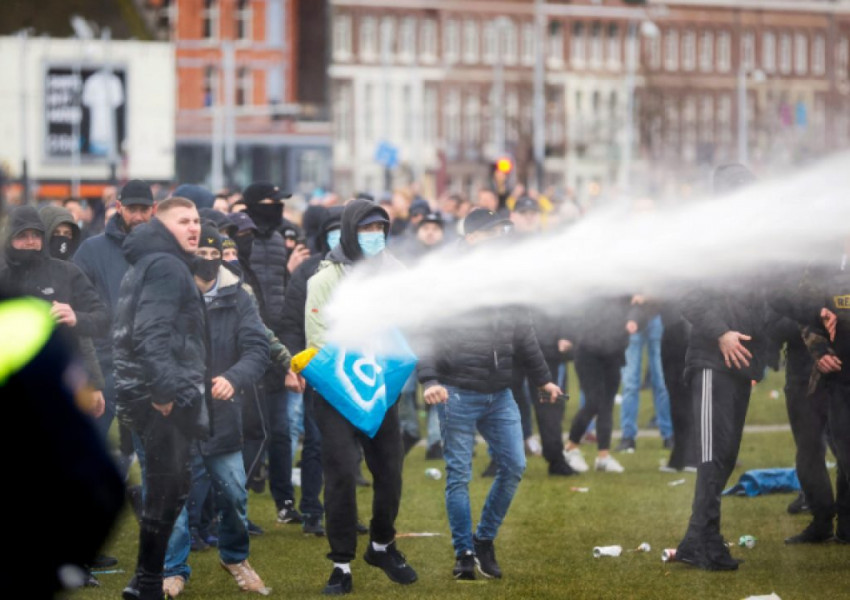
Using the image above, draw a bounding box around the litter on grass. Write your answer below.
[661,549,677,562]
[739,535,757,549]
[571,486,590,493]
[743,594,781,600]
[593,545,623,558]
[396,532,442,538]
[668,479,687,486]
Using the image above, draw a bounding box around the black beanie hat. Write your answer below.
[199,224,223,252]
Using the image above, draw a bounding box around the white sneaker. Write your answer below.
[525,436,543,456]
[595,456,625,473]
[564,448,589,473]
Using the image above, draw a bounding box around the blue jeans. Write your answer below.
[287,390,304,462]
[266,387,294,510]
[619,315,673,441]
[165,450,251,578]
[438,386,526,555]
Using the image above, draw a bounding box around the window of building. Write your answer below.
[699,30,713,72]
[779,32,792,74]
[445,88,461,151]
[363,83,374,141]
[464,94,481,149]
[236,0,252,41]
[742,31,755,71]
[718,93,732,146]
[400,17,416,62]
[421,19,437,62]
[717,31,731,72]
[403,85,413,142]
[548,21,564,66]
[607,24,620,68]
[646,33,661,70]
[590,22,603,67]
[813,34,825,75]
[571,22,585,66]
[298,151,325,190]
[423,85,437,144]
[202,0,218,40]
[700,95,714,143]
[483,21,497,64]
[445,19,460,64]
[838,37,849,80]
[795,32,808,75]
[521,22,535,66]
[504,20,518,65]
[203,65,217,107]
[236,67,252,106]
[360,16,378,61]
[333,15,352,60]
[762,31,776,73]
[381,16,396,61]
[682,30,696,71]
[665,29,678,71]
[506,89,519,142]
[546,86,564,145]
[333,82,352,149]
[463,19,479,64]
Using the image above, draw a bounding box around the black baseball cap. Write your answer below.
[119,180,154,206]
[418,212,445,229]
[463,208,512,235]
[242,181,290,205]
[513,196,540,213]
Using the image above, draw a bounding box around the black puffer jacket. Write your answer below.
[0,206,108,340]
[74,213,133,361]
[572,295,634,361]
[280,207,342,355]
[113,218,211,437]
[200,266,269,456]
[418,305,552,394]
[249,232,288,336]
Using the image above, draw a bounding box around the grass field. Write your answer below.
[72,368,848,600]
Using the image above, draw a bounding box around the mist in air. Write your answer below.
[325,152,850,348]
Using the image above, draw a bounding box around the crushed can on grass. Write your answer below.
[593,545,623,558]
[635,542,651,552]
[668,479,687,487]
[571,486,590,493]
[661,548,677,562]
[739,535,757,549]
[425,468,442,480]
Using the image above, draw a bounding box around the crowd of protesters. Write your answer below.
[0,162,847,597]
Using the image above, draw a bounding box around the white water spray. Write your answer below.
[325,153,850,348]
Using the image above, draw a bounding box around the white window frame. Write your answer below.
[363,83,374,141]
[463,19,479,64]
[236,0,252,42]
[236,67,252,106]
[779,32,792,74]
[503,20,518,66]
[203,0,219,41]
[381,16,396,62]
[423,85,437,144]
[360,16,378,62]
[813,34,825,76]
[590,22,603,68]
[717,31,731,72]
[699,30,713,72]
[571,22,585,67]
[837,37,849,80]
[464,94,481,147]
[483,21,497,65]
[665,29,678,72]
[421,19,437,63]
[682,30,696,72]
[762,31,776,73]
[742,31,755,71]
[402,85,414,142]
[548,21,564,67]
[521,22,535,66]
[607,23,621,69]
[445,19,460,64]
[400,17,416,63]
[794,32,808,75]
[646,33,661,70]
[333,82,352,151]
[445,89,461,147]
[332,14,352,61]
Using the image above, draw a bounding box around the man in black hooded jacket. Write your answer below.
[242,181,301,524]
[675,164,771,572]
[113,197,210,600]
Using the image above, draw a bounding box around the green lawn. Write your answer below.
[74,366,847,600]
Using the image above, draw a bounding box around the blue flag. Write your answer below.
[299,331,417,438]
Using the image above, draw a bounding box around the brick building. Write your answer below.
[329,0,850,202]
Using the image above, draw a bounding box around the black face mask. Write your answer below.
[6,247,42,266]
[193,257,221,282]
[49,235,73,260]
[235,233,255,260]
[248,203,284,234]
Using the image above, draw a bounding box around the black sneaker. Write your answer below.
[363,541,418,584]
[787,492,810,515]
[425,442,443,460]
[473,536,502,579]
[663,437,674,450]
[705,537,742,571]
[785,519,834,544]
[548,461,576,477]
[615,438,636,453]
[675,537,712,570]
[452,551,475,581]
[303,514,326,537]
[247,520,264,536]
[322,567,352,595]
[481,461,497,478]
[836,522,849,544]
[356,520,368,535]
[277,500,303,524]
[122,575,141,600]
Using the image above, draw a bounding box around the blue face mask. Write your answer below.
[326,229,341,250]
[357,231,386,257]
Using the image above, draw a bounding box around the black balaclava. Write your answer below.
[194,224,223,282]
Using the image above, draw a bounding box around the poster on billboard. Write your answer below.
[44,65,127,161]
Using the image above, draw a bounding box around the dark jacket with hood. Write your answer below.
[39,205,82,260]
[0,206,109,341]
[280,206,342,355]
[200,265,269,456]
[416,235,552,394]
[112,218,211,437]
[74,213,135,362]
